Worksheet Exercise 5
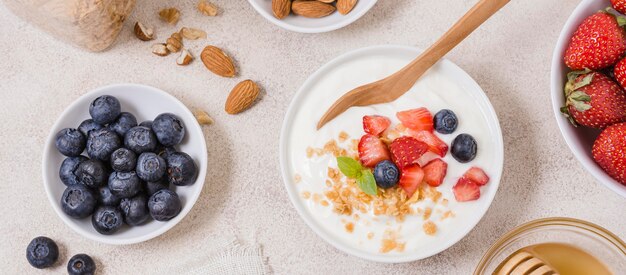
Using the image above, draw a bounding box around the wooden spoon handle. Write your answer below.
[398,0,510,83]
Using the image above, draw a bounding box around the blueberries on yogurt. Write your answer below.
[451,133,478,163]
[55,128,86,157]
[434,109,458,134]
[373,160,399,189]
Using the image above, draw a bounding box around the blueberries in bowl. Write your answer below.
[61,184,97,219]
[139,120,152,128]
[434,109,458,134]
[451,133,477,163]
[148,189,182,221]
[110,148,136,172]
[89,95,121,124]
[75,159,107,189]
[373,160,399,189]
[108,112,137,137]
[166,152,198,186]
[146,178,169,197]
[26,236,58,269]
[86,128,121,161]
[55,128,86,157]
[108,171,142,199]
[91,206,124,235]
[67,254,96,275]
[78,119,103,137]
[124,126,157,154]
[59,156,88,186]
[98,186,121,206]
[120,194,150,226]
[136,153,166,182]
[152,113,185,147]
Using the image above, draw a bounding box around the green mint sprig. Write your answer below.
[336,157,378,196]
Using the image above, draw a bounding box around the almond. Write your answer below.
[272,0,291,19]
[317,0,335,3]
[134,22,154,41]
[200,45,236,77]
[225,80,260,114]
[159,8,180,25]
[292,0,335,18]
[337,0,357,15]
[176,49,193,65]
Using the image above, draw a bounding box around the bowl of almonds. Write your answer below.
[248,0,377,33]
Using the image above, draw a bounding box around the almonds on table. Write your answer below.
[166,32,183,53]
[134,22,154,41]
[200,45,236,77]
[337,0,357,15]
[180,27,207,40]
[273,0,357,19]
[193,109,214,125]
[225,80,260,114]
[152,43,170,56]
[159,8,181,25]
[198,0,219,16]
[292,1,336,18]
[176,49,193,65]
[272,0,291,19]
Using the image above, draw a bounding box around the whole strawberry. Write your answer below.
[593,122,626,186]
[612,0,626,15]
[564,12,626,70]
[561,71,626,129]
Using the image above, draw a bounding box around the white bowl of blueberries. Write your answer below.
[42,84,207,245]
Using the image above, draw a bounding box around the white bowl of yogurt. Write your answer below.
[279,45,504,262]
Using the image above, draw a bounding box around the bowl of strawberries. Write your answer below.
[551,0,626,198]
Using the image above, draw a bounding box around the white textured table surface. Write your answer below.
[1,0,624,274]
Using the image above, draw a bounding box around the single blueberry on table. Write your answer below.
[26,236,59,269]
[120,194,150,226]
[75,159,107,188]
[136,153,166,182]
[108,112,137,137]
[91,206,124,235]
[110,148,137,172]
[166,152,198,186]
[98,186,121,206]
[124,126,157,154]
[59,156,88,186]
[152,113,185,147]
[108,171,142,199]
[434,109,458,134]
[139,120,152,128]
[89,95,121,125]
[148,189,182,221]
[451,133,478,163]
[55,128,86,157]
[373,160,399,189]
[145,177,169,197]
[67,254,96,275]
[61,184,97,219]
[86,128,121,161]
[77,119,103,137]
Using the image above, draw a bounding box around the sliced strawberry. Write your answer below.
[358,134,390,167]
[409,130,449,157]
[388,136,429,170]
[463,167,489,186]
[363,115,391,136]
[423,159,448,187]
[453,177,480,202]
[396,108,434,132]
[398,164,424,198]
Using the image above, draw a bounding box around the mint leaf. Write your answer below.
[357,170,378,196]
[337,157,362,179]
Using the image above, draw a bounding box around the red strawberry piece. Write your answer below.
[564,12,626,70]
[408,130,449,157]
[358,134,390,167]
[561,71,626,129]
[388,136,429,170]
[398,164,424,198]
[396,108,434,132]
[592,122,626,186]
[422,159,448,187]
[463,167,489,186]
[612,0,626,15]
[363,115,391,136]
[453,177,480,202]
[614,57,626,89]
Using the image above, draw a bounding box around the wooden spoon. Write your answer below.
[317,0,510,129]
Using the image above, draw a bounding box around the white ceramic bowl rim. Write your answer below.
[42,83,208,245]
[279,45,504,263]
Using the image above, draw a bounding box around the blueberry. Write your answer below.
[136,153,166,182]
[86,128,121,161]
[124,126,157,154]
[139,120,152,128]
[451,133,477,163]
[61,184,97,219]
[145,177,169,197]
[67,254,96,275]
[120,194,150,226]
[91,206,124,235]
[148,189,182,221]
[108,112,137,137]
[26,236,58,269]
[59,156,88,186]
[156,145,177,159]
[77,119,103,137]
[434,109,458,134]
[110,148,137,172]
[152,113,185,147]
[55,128,86,157]
[166,152,198,186]
[75,159,107,188]
[98,186,121,206]
[89,95,121,125]
[108,171,142,199]
[373,160,399,189]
